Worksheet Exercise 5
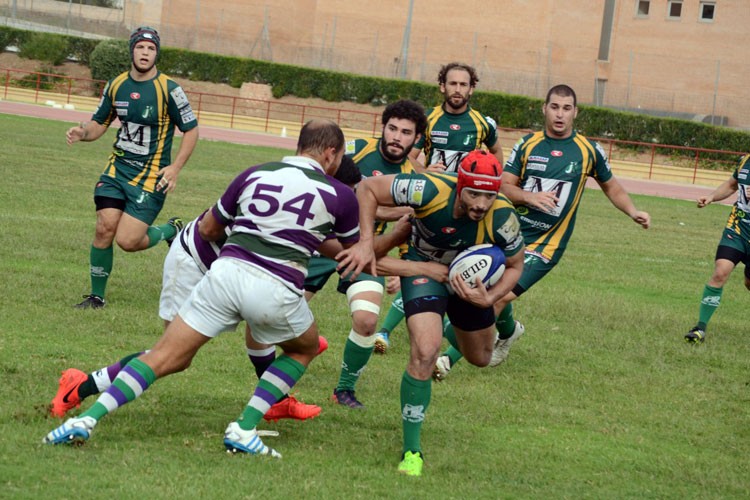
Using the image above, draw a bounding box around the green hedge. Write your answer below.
[1,26,747,158]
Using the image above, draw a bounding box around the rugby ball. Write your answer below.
[448,244,506,290]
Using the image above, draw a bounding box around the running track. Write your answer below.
[1,100,730,205]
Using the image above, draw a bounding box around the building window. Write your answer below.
[636,0,650,17]
[699,1,716,21]
[668,1,682,19]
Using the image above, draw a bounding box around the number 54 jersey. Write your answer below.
[212,156,360,293]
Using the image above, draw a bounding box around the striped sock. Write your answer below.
[80,358,157,421]
[237,355,305,431]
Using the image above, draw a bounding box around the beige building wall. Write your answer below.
[3,0,748,128]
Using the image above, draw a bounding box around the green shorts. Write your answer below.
[717,225,750,258]
[304,254,385,294]
[400,272,494,331]
[94,174,165,225]
[513,250,558,296]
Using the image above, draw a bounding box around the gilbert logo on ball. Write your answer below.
[448,244,506,290]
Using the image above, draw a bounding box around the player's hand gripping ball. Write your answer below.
[448,244,506,291]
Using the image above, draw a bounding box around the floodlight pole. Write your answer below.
[399,0,414,79]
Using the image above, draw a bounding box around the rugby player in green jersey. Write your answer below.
[336,150,525,476]
[296,100,426,410]
[434,84,651,381]
[685,154,750,343]
[66,26,199,309]
[374,62,504,353]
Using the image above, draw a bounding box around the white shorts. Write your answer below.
[179,257,314,344]
[159,241,204,322]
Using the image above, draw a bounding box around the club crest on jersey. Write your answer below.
[450,124,461,130]
[551,150,563,157]
[130,92,141,100]
[441,227,457,234]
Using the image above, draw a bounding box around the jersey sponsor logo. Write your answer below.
[432,137,448,145]
[372,170,383,176]
[441,227,457,234]
[525,250,551,264]
[527,162,547,172]
[411,278,429,285]
[345,140,357,154]
[115,101,130,107]
[393,179,412,204]
[129,92,140,100]
[738,172,747,180]
[407,180,426,204]
[522,176,571,217]
[551,150,563,157]
[564,162,580,175]
[528,155,548,163]
[170,87,190,108]
[180,108,196,124]
[519,214,553,231]
[116,108,127,117]
[449,124,461,130]
[432,131,449,137]
[497,213,521,241]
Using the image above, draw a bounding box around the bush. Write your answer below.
[18,32,69,66]
[89,39,129,82]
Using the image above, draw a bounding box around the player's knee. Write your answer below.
[346,281,383,336]
[351,310,379,336]
[463,348,492,368]
[115,233,144,252]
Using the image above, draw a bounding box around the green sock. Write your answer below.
[401,371,431,454]
[378,293,405,334]
[442,323,463,366]
[496,303,515,339]
[89,245,113,298]
[335,336,374,391]
[81,358,156,421]
[697,285,723,331]
[146,222,178,248]
[238,355,305,430]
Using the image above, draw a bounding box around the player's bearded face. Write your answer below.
[459,189,495,221]
[380,118,418,163]
[441,69,473,112]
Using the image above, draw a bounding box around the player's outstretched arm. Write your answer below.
[598,177,651,229]
[698,175,738,208]
[66,121,107,145]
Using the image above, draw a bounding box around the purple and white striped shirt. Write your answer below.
[211,156,360,291]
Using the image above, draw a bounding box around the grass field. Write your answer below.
[0,114,748,499]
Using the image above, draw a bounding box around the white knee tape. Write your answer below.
[346,281,384,303]
[348,328,378,348]
[350,299,381,315]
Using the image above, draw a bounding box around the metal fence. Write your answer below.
[1,66,742,188]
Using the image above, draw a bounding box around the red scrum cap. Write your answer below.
[456,150,502,196]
